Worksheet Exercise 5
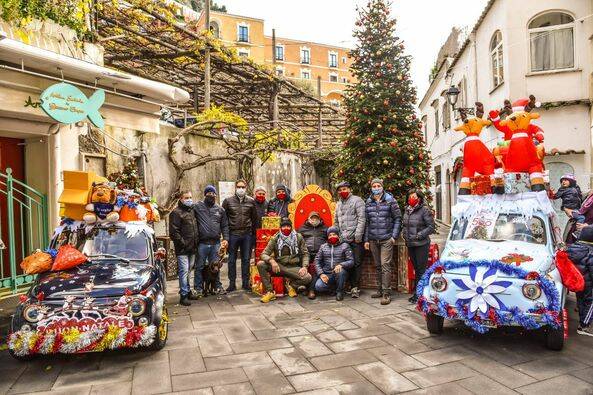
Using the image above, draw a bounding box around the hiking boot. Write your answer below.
[371,290,383,299]
[260,291,277,303]
[286,282,297,298]
[215,287,227,295]
[179,295,191,306]
[577,326,593,337]
[408,294,418,304]
[336,292,344,301]
[307,290,316,300]
[381,294,391,305]
[297,285,307,294]
[226,284,237,293]
[351,287,360,298]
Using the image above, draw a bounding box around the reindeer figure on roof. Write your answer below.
[454,103,501,195]
[490,95,546,191]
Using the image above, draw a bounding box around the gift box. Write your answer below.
[272,276,285,296]
[470,175,491,195]
[262,216,281,229]
[504,172,532,194]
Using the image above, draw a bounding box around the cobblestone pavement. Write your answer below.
[1,279,593,395]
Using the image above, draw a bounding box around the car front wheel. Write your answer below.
[426,312,444,334]
[148,305,168,351]
[545,313,564,351]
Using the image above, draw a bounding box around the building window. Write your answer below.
[301,69,311,79]
[301,48,310,64]
[237,24,249,43]
[238,49,249,58]
[421,115,428,142]
[275,67,284,76]
[329,52,338,68]
[342,56,347,64]
[490,31,504,88]
[329,73,338,82]
[529,12,575,72]
[275,45,284,61]
[441,93,451,130]
[432,100,439,136]
[434,165,442,221]
[209,21,220,38]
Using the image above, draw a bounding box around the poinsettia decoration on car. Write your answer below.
[501,253,533,266]
[453,265,512,316]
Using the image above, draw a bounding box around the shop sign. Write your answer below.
[40,82,105,128]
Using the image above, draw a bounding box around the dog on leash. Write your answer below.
[202,245,226,296]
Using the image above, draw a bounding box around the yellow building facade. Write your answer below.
[192,10,353,103]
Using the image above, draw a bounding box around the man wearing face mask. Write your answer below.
[222,179,258,292]
[253,186,269,229]
[364,178,401,305]
[312,227,354,301]
[194,185,229,296]
[334,181,366,298]
[267,184,293,218]
[258,218,311,303]
[169,191,200,306]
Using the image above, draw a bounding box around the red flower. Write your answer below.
[525,272,540,280]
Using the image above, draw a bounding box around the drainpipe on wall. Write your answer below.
[471,32,478,103]
[48,123,60,230]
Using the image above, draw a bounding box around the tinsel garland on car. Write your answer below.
[8,324,156,356]
[416,259,562,333]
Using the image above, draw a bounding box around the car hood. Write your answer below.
[442,239,554,274]
[35,260,155,299]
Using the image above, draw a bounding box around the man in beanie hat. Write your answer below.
[312,227,353,301]
[334,180,366,298]
[193,185,229,296]
[364,178,401,305]
[568,226,593,337]
[267,184,294,218]
[253,186,269,229]
[258,217,311,303]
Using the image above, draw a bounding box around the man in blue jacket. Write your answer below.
[194,185,229,296]
[313,227,354,301]
[364,178,401,305]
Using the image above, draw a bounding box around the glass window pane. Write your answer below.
[552,28,574,69]
[529,12,574,29]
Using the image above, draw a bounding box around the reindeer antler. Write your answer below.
[525,94,537,112]
[500,99,512,117]
[459,109,468,122]
[475,102,484,118]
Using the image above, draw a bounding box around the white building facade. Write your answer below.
[419,0,593,227]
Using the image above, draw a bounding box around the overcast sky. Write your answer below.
[220,0,488,99]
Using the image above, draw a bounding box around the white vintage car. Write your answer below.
[417,191,567,350]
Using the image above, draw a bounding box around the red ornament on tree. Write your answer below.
[366,137,374,143]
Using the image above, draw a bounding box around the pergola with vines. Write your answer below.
[94,0,347,149]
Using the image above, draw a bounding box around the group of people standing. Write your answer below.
[169,178,435,307]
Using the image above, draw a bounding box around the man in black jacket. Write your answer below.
[267,184,293,218]
[169,191,199,306]
[298,211,328,262]
[253,186,269,229]
[567,226,593,337]
[222,179,258,292]
[194,185,229,296]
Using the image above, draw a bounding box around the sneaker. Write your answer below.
[260,291,277,303]
[189,290,203,300]
[215,287,227,295]
[297,285,307,294]
[577,326,593,337]
[408,294,418,304]
[336,292,344,301]
[381,294,391,305]
[371,290,383,299]
[226,284,237,293]
[307,290,316,300]
[179,295,191,306]
[351,287,360,299]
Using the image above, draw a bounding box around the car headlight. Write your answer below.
[522,283,542,300]
[23,305,42,323]
[138,317,149,326]
[431,276,448,292]
[129,299,146,316]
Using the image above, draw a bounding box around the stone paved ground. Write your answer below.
[1,279,593,395]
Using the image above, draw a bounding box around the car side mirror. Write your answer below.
[155,248,167,260]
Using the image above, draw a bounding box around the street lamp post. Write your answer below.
[446,85,474,118]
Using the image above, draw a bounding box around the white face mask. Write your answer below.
[236,187,246,197]
[309,218,320,227]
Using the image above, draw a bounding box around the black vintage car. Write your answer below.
[8,223,168,360]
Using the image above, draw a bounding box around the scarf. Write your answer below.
[277,230,299,256]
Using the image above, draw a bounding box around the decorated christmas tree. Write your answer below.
[336,0,431,204]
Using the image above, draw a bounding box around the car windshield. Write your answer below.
[450,213,547,245]
[53,227,149,261]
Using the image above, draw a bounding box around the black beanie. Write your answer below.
[579,226,593,243]
[280,217,292,228]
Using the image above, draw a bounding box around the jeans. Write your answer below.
[369,239,395,294]
[315,270,348,293]
[408,243,430,288]
[177,254,195,297]
[195,242,222,291]
[228,234,252,288]
[348,242,364,289]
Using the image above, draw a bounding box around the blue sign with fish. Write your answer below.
[39,83,105,129]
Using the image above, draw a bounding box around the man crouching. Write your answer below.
[258,218,312,303]
[311,227,354,301]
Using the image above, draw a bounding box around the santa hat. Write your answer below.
[512,98,541,113]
